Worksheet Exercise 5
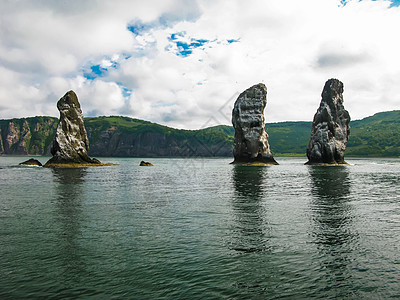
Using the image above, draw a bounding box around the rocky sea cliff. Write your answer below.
[1,110,400,157]
[0,116,233,157]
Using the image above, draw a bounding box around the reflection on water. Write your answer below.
[51,168,88,285]
[309,166,350,201]
[308,166,354,246]
[52,168,87,185]
[2,157,400,298]
[232,166,266,200]
[230,166,270,253]
[308,166,359,297]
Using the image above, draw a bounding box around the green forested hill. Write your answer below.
[1,110,399,157]
[266,121,312,156]
[264,110,400,157]
[84,116,234,157]
[266,110,400,157]
[346,110,400,157]
[0,116,58,155]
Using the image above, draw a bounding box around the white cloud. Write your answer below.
[77,80,126,116]
[44,76,126,116]
[0,0,400,128]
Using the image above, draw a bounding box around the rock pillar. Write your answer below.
[44,91,102,167]
[232,83,278,165]
[306,79,350,165]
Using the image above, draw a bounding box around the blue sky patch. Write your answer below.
[84,64,107,80]
[167,32,209,57]
[166,32,239,57]
[127,22,152,35]
[388,0,400,6]
[83,55,130,80]
[120,86,132,98]
[341,0,400,7]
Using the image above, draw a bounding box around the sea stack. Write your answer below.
[232,83,278,165]
[44,91,104,168]
[306,79,350,165]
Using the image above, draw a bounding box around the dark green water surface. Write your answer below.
[1,157,400,299]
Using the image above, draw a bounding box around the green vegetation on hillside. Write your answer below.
[1,110,399,157]
[267,121,312,156]
[0,116,57,154]
[85,116,168,142]
[346,110,400,157]
[85,116,234,153]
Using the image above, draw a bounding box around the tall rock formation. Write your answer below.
[306,79,350,165]
[44,91,103,167]
[232,83,278,165]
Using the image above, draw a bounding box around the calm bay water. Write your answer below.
[1,156,400,299]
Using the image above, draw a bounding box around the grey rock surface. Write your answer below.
[0,118,57,156]
[232,83,277,164]
[306,79,350,164]
[44,91,101,167]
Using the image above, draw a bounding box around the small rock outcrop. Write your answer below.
[232,83,278,165]
[44,91,105,168]
[19,158,43,167]
[306,79,350,165]
[140,161,154,166]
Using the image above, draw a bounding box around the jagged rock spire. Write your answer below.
[232,83,278,165]
[44,91,102,167]
[306,79,350,164]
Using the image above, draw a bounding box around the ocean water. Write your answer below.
[0,156,400,299]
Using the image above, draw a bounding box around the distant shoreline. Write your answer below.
[2,155,399,159]
[1,110,400,158]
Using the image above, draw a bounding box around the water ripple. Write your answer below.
[1,157,400,298]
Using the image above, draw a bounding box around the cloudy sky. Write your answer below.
[1,0,400,129]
